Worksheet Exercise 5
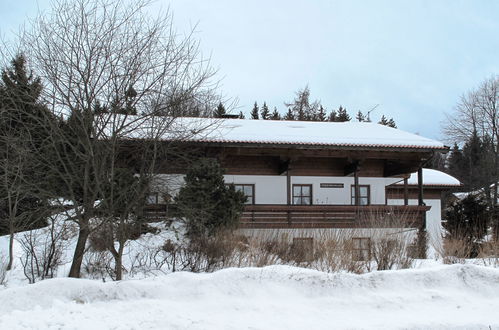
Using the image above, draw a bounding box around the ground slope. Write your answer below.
[0,264,498,329]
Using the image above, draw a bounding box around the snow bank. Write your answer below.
[1,264,498,329]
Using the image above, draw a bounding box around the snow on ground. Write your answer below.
[0,264,498,329]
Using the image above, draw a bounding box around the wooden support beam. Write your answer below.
[344,160,360,176]
[404,177,409,206]
[418,167,424,206]
[354,167,360,206]
[278,159,290,175]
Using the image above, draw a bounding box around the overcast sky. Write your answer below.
[1,0,498,140]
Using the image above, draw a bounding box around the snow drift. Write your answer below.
[0,264,498,329]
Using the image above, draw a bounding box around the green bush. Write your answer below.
[175,158,246,237]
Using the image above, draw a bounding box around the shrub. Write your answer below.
[444,195,489,245]
[175,158,246,237]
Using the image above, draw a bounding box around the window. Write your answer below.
[293,184,312,205]
[352,238,370,261]
[350,185,370,205]
[146,192,159,204]
[232,184,255,204]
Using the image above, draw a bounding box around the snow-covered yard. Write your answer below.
[0,264,498,329]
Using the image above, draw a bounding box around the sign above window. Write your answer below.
[320,183,344,188]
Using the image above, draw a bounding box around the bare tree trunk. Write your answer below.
[7,231,14,271]
[68,221,90,278]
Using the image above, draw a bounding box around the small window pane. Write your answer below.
[243,185,252,195]
[302,186,310,194]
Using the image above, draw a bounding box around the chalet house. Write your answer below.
[140,117,459,250]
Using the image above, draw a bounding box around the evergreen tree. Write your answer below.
[378,115,388,125]
[213,102,226,118]
[250,102,259,119]
[284,108,294,120]
[175,158,246,237]
[0,55,53,267]
[387,118,397,128]
[355,110,365,122]
[335,106,351,122]
[447,143,465,180]
[444,195,489,256]
[328,110,337,122]
[270,107,281,120]
[260,102,270,120]
[317,105,327,121]
[238,111,245,119]
[379,115,397,128]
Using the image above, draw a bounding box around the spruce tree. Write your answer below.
[175,158,246,237]
[270,107,281,120]
[250,102,259,119]
[378,115,389,126]
[328,110,337,122]
[284,108,294,120]
[238,111,245,119]
[444,195,489,256]
[317,105,327,121]
[336,106,351,122]
[260,102,270,120]
[213,102,226,118]
[355,111,365,122]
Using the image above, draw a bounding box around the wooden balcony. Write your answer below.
[240,204,430,229]
[143,203,430,229]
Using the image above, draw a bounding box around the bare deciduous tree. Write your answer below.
[4,0,221,278]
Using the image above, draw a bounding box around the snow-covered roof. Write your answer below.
[396,169,461,187]
[108,116,447,151]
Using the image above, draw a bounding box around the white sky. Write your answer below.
[1,0,498,140]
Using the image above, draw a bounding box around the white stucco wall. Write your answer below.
[291,176,399,205]
[152,174,401,205]
[387,198,443,254]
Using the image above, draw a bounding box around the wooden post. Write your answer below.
[417,167,423,206]
[286,168,291,224]
[354,165,360,206]
[403,177,409,206]
[416,167,427,258]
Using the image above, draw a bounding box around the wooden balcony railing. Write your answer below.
[240,204,430,229]
[143,203,430,229]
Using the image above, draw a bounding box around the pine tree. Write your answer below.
[317,105,327,121]
[378,115,389,126]
[379,115,397,128]
[270,107,281,120]
[238,111,245,119]
[328,110,337,122]
[387,118,397,128]
[260,102,270,120]
[336,106,351,122]
[444,194,489,256]
[213,102,226,118]
[355,111,365,122]
[0,55,53,267]
[250,102,259,119]
[284,108,294,120]
[175,158,246,237]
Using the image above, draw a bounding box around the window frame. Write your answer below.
[292,184,313,205]
[350,184,371,206]
[352,237,371,261]
[230,184,255,205]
